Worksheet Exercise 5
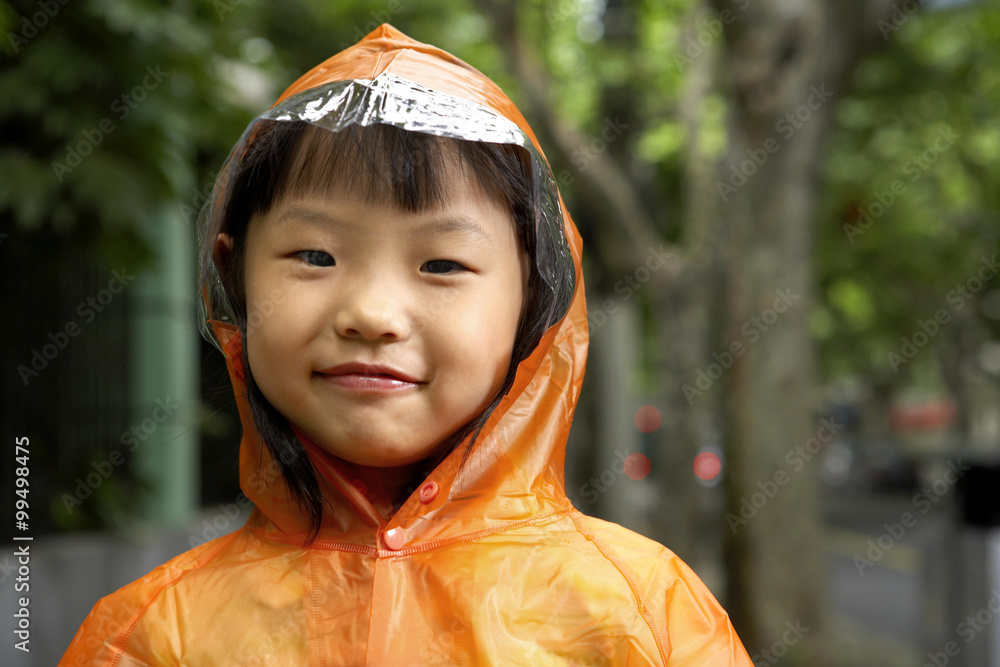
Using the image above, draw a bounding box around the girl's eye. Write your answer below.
[295,250,334,267]
[422,259,466,274]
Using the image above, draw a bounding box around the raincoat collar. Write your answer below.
[209,24,589,553]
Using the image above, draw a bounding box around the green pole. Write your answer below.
[129,206,199,525]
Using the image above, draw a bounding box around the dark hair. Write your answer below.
[212,120,573,542]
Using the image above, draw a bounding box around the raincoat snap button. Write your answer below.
[351,479,367,495]
[418,481,439,504]
[382,527,406,551]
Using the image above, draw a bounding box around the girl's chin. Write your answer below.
[337,454,435,470]
[294,426,447,468]
[318,442,438,469]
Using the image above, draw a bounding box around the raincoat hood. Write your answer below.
[63,25,753,666]
[199,23,585,549]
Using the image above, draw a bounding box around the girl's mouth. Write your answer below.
[317,372,422,392]
[318,362,423,383]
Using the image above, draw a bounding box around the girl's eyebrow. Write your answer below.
[414,217,493,248]
[277,204,493,248]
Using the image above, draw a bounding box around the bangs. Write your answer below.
[279,122,457,213]
[223,120,534,237]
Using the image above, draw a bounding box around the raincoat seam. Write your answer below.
[568,512,669,666]
[364,559,378,666]
[370,50,384,80]
[376,509,575,557]
[107,528,243,666]
[249,527,378,554]
[305,551,325,667]
[247,510,574,555]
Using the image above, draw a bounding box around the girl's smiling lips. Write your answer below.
[316,362,425,391]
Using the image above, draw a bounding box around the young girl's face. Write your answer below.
[237,148,529,470]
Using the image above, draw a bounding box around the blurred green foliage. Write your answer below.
[815,5,1000,387]
[1,0,256,267]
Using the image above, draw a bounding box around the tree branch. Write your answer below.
[474,0,684,281]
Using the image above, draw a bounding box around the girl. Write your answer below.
[62,24,753,666]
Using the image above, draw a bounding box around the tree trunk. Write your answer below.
[480,0,902,657]
[710,0,898,656]
[650,2,725,564]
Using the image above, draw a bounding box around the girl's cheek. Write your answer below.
[245,301,274,339]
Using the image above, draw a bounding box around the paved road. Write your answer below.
[822,490,996,667]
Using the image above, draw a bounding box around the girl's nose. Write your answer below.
[333,285,411,341]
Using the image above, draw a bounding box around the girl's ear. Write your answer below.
[214,233,235,267]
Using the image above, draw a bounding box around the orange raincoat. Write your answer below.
[62,25,753,666]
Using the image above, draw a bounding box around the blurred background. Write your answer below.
[1,0,999,665]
